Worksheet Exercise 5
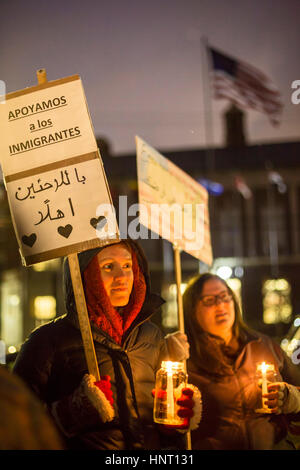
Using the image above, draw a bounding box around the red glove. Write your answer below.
[94,375,114,406]
[152,385,202,432]
[152,387,195,430]
[160,388,194,430]
[175,387,195,429]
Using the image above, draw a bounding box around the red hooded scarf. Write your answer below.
[82,245,146,345]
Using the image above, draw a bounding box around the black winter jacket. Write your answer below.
[13,241,181,450]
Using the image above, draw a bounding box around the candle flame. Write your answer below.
[257,361,274,374]
[164,361,174,374]
[162,361,183,375]
[261,361,267,374]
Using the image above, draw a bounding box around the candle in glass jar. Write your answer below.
[166,362,175,420]
[153,361,186,425]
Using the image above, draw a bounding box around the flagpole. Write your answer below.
[200,36,215,174]
[265,161,279,278]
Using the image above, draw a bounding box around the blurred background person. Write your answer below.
[0,364,63,450]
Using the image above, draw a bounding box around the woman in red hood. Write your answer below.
[13,239,201,450]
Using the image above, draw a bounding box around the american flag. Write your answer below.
[208,47,283,126]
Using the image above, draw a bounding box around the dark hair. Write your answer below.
[183,272,249,341]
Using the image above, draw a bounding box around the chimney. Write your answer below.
[224,104,246,147]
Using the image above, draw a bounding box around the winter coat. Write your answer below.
[187,329,300,450]
[13,240,182,450]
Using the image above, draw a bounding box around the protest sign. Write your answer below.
[0,75,119,266]
[0,70,121,380]
[136,136,213,266]
[0,75,96,176]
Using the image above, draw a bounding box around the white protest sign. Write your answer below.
[0,76,97,176]
[7,158,119,265]
[0,76,119,265]
[136,136,213,266]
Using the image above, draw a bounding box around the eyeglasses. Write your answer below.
[199,292,233,307]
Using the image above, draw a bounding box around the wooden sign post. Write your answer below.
[173,245,184,334]
[68,252,100,381]
[173,244,192,450]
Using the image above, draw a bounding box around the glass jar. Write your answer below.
[153,361,187,425]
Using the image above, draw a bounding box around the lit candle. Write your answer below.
[260,362,268,409]
[165,361,175,421]
[256,361,275,412]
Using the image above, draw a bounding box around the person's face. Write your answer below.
[195,278,235,340]
[97,243,134,307]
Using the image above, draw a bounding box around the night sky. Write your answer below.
[1,0,300,155]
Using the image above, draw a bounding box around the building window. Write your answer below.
[161,283,187,330]
[227,278,243,316]
[211,192,245,258]
[256,188,291,257]
[32,259,61,272]
[34,296,56,326]
[0,270,23,351]
[262,278,292,324]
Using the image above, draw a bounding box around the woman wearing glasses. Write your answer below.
[183,273,300,450]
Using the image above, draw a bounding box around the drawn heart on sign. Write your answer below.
[57,224,73,238]
[22,233,37,247]
[90,216,107,230]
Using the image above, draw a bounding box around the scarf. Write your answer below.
[189,331,245,377]
[83,249,146,344]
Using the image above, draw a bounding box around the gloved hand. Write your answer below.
[165,331,190,361]
[85,374,115,419]
[51,374,114,438]
[173,386,202,431]
[153,384,202,432]
[263,382,300,414]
